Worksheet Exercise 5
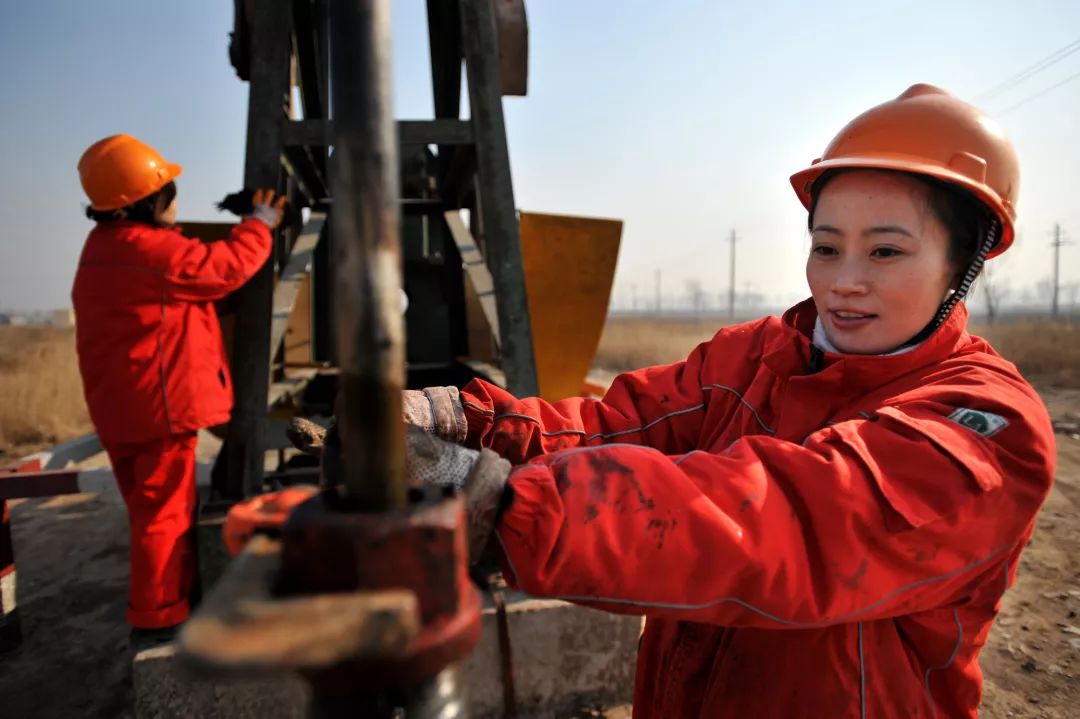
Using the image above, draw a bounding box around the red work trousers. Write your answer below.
[105,432,198,629]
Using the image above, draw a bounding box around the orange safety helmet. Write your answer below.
[78,134,183,211]
[790,84,1019,258]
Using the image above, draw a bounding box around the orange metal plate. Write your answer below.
[519,212,622,401]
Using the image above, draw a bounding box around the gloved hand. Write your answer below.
[284,416,510,563]
[403,386,467,443]
[244,188,288,229]
[405,425,510,562]
[219,187,300,230]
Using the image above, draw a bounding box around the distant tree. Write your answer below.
[685,279,707,315]
[1064,282,1080,311]
[1036,277,1054,304]
[977,264,1011,324]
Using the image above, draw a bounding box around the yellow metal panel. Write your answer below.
[519,212,622,401]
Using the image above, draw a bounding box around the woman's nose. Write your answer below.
[831,260,869,296]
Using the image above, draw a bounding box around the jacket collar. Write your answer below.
[763,298,971,393]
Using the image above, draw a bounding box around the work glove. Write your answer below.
[248,188,288,229]
[285,417,510,563]
[404,424,511,563]
[286,385,468,448]
[402,386,467,443]
[218,187,292,230]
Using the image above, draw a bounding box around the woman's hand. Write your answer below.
[247,188,288,229]
[402,386,467,443]
[404,425,510,562]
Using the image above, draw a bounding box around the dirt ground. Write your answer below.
[1,392,1079,718]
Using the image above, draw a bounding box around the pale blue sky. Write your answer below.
[2,1,1078,313]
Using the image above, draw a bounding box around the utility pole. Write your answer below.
[1051,224,1071,317]
[728,229,737,320]
[655,269,662,314]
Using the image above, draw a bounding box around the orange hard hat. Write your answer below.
[78,134,183,211]
[790,84,1019,258]
[222,485,319,558]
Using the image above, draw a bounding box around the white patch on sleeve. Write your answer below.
[948,408,1009,438]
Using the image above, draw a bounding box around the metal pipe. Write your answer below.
[328,0,407,511]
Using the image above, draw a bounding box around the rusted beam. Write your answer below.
[283,119,475,149]
[494,0,528,96]
[270,213,327,361]
[460,0,538,397]
[0,469,81,501]
[226,0,293,500]
[283,119,329,146]
[329,0,406,510]
[426,0,463,121]
[292,0,327,120]
[399,119,474,146]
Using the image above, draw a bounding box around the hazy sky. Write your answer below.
[2,1,1078,313]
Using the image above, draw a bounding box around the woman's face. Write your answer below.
[806,170,956,354]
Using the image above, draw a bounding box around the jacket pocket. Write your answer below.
[830,404,1004,531]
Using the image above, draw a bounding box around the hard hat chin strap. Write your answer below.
[901,217,1000,348]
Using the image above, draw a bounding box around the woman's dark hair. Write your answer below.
[807,169,991,277]
[85,181,177,225]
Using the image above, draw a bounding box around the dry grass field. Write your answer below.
[0,315,1075,461]
[595,314,1080,389]
[0,326,91,460]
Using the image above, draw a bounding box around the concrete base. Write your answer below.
[459,595,640,718]
[134,591,640,718]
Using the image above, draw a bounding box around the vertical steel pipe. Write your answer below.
[328,0,406,511]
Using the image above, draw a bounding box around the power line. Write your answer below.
[997,68,1080,115]
[977,37,1080,104]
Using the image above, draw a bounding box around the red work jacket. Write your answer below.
[462,300,1054,718]
[72,219,271,445]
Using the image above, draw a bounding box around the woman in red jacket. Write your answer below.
[402,84,1056,717]
[72,134,284,641]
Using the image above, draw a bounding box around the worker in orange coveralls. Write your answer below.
[400,85,1056,717]
[71,134,285,643]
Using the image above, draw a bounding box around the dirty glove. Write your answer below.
[218,187,299,232]
[286,417,327,458]
[402,386,467,443]
[405,425,510,562]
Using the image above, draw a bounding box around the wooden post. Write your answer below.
[459,0,538,397]
[225,0,292,499]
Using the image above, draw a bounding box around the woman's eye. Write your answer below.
[871,247,903,258]
[811,245,837,256]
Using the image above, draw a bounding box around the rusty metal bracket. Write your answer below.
[180,534,419,673]
[180,488,482,711]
